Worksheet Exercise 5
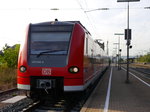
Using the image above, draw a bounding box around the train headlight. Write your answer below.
[19,66,27,73]
[69,66,79,73]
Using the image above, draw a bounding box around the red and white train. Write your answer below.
[17,20,109,98]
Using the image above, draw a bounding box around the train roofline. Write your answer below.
[30,20,91,35]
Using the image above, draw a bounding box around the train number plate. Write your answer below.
[42,68,51,75]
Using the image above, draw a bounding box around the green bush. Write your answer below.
[138,54,150,63]
[1,44,20,68]
[0,44,20,90]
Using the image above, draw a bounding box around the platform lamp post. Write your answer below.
[114,33,124,70]
[113,43,119,68]
[117,0,140,83]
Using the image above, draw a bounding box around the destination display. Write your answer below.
[31,25,73,32]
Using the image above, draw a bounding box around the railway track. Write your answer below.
[0,88,25,102]
[130,67,150,75]
[129,63,150,75]
[0,67,108,112]
[0,96,34,112]
[0,87,96,112]
[0,88,17,96]
[21,69,107,112]
[0,88,33,112]
[121,64,150,75]
[32,94,84,112]
[129,67,150,80]
[0,86,96,112]
[21,87,94,112]
[121,65,150,86]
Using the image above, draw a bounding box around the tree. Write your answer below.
[138,54,150,63]
[2,44,20,68]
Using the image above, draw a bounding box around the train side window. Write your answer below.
[86,37,88,54]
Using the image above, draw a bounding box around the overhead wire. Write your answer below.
[75,0,101,38]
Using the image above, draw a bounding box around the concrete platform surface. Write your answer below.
[81,65,150,112]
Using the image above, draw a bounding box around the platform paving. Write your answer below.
[81,65,150,112]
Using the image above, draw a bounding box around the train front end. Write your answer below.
[17,21,85,98]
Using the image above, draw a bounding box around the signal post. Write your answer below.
[117,0,140,83]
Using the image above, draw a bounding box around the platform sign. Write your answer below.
[117,0,140,2]
[125,29,131,40]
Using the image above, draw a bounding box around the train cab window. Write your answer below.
[30,32,71,55]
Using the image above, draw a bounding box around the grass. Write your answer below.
[130,63,150,69]
[0,67,17,91]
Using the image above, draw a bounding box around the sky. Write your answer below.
[0,0,150,57]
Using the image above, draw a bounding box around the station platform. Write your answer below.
[81,65,150,112]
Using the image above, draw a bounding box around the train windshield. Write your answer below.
[28,24,73,67]
[30,32,71,55]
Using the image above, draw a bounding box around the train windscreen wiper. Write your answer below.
[36,50,67,58]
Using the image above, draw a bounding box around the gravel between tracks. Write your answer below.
[0,97,33,112]
[0,89,25,102]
